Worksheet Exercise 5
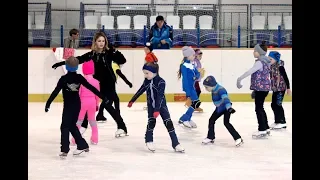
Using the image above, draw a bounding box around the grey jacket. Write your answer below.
[64,37,79,49]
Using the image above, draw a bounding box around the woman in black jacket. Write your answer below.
[52,32,128,137]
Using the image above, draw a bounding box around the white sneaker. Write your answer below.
[202,138,214,144]
[174,144,185,152]
[146,142,155,152]
[115,129,127,138]
[73,148,89,156]
[273,123,287,129]
[235,138,243,147]
[189,120,197,128]
[252,131,267,138]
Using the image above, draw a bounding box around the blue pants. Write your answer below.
[146,105,179,148]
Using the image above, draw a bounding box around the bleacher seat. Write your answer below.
[199,15,213,29]
[252,16,266,30]
[35,15,45,29]
[133,15,147,29]
[101,15,114,29]
[28,15,32,29]
[150,15,157,27]
[117,15,131,29]
[84,16,98,29]
[116,15,132,46]
[283,16,292,30]
[166,16,180,29]
[183,15,196,29]
[268,16,282,30]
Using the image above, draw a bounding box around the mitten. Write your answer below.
[251,91,256,99]
[127,82,133,88]
[228,107,236,114]
[127,102,133,108]
[153,112,160,118]
[45,107,49,112]
[236,78,243,89]
[52,63,59,69]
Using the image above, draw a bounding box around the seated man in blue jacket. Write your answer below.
[149,15,173,49]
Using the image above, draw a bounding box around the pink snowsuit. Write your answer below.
[75,60,100,144]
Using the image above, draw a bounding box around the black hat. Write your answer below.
[145,42,153,52]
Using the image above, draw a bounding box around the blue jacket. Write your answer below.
[149,22,173,49]
[211,84,232,113]
[130,75,166,112]
[181,59,200,101]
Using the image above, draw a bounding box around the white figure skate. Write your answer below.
[202,138,215,145]
[174,144,185,153]
[235,138,244,147]
[115,129,128,138]
[73,148,89,156]
[146,142,155,152]
[252,131,268,139]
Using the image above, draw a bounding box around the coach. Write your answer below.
[148,15,173,49]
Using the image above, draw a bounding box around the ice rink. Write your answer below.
[28,102,292,180]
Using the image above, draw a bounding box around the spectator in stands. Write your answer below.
[64,29,79,49]
[149,15,173,49]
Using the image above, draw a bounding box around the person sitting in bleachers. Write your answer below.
[148,15,173,49]
[64,29,79,49]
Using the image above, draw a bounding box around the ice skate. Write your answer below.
[270,123,277,129]
[73,148,89,156]
[272,123,287,130]
[96,114,107,122]
[252,131,268,139]
[90,140,98,145]
[178,120,192,128]
[202,138,214,145]
[189,120,197,128]
[146,142,155,152]
[174,144,185,153]
[235,138,244,147]
[115,129,128,138]
[266,129,271,136]
[184,98,192,108]
[59,152,68,159]
[194,107,203,113]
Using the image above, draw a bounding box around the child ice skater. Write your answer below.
[192,49,205,112]
[236,41,271,138]
[71,60,100,145]
[268,51,291,130]
[127,62,184,152]
[45,57,107,158]
[112,49,132,114]
[178,46,201,128]
[202,76,243,147]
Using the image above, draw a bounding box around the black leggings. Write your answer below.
[254,91,269,131]
[271,91,286,124]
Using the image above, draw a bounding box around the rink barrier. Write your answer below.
[28,48,292,102]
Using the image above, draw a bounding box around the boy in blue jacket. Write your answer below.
[202,75,243,147]
[177,46,201,128]
[128,62,184,153]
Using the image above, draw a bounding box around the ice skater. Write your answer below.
[236,41,271,138]
[127,62,184,152]
[192,48,205,112]
[45,57,107,158]
[177,46,201,128]
[202,75,243,147]
[268,51,291,130]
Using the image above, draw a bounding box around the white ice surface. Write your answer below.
[28,102,292,180]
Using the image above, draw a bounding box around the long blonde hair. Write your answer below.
[91,32,109,52]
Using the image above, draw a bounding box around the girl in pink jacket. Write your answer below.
[72,60,100,145]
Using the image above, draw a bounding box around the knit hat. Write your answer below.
[203,75,217,87]
[82,60,94,75]
[65,56,79,72]
[182,46,195,57]
[195,49,203,55]
[268,51,281,63]
[142,63,158,73]
[254,44,266,55]
[145,42,153,52]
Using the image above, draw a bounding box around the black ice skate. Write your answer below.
[96,114,107,122]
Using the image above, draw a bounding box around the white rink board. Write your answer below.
[28,102,292,180]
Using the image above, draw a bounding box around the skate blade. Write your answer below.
[252,134,268,139]
[202,141,214,145]
[59,154,68,159]
[175,149,185,153]
[148,148,155,153]
[115,133,129,138]
[271,127,287,130]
